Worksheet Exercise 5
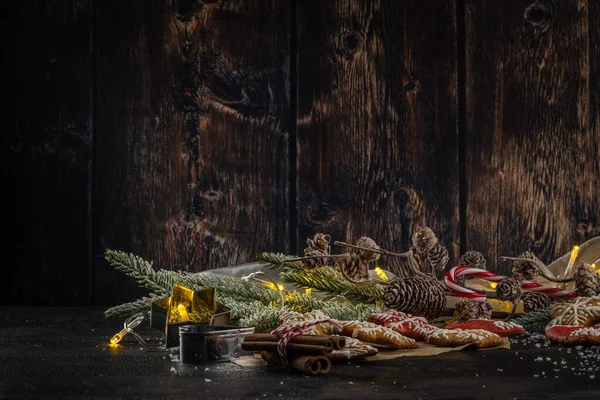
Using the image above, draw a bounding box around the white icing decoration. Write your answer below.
[548,296,600,327]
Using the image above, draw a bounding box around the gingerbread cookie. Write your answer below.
[368,310,434,340]
[545,296,600,345]
[339,320,418,349]
[424,328,504,349]
[547,295,600,327]
[545,325,600,345]
[327,337,379,361]
[445,319,524,337]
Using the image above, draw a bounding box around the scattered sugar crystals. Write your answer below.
[514,333,600,379]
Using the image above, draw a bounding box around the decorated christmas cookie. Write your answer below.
[339,320,418,349]
[424,328,504,349]
[368,310,434,340]
[445,319,524,337]
[545,295,600,345]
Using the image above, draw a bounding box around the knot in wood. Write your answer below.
[338,32,360,60]
[175,0,201,20]
[524,4,550,33]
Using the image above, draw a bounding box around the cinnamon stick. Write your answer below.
[241,341,330,355]
[244,334,335,351]
[261,351,327,375]
[329,336,346,350]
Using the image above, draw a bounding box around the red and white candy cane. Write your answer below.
[445,266,506,302]
[520,281,578,300]
[445,266,578,302]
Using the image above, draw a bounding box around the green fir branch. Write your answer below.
[321,302,385,322]
[239,306,287,333]
[104,295,162,318]
[513,308,551,333]
[256,252,305,272]
[281,267,384,304]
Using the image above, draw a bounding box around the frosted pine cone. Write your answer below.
[458,251,486,270]
[306,233,331,253]
[512,251,540,281]
[573,263,600,297]
[339,253,369,281]
[427,243,449,272]
[383,276,446,320]
[521,292,551,313]
[496,278,522,302]
[412,226,438,253]
[355,236,381,263]
[302,233,332,268]
[454,298,493,321]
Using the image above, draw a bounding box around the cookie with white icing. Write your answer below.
[339,320,418,349]
[368,310,433,340]
[424,328,504,349]
[445,319,524,337]
[327,337,379,361]
[545,295,600,345]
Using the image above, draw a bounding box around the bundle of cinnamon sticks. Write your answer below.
[241,334,346,375]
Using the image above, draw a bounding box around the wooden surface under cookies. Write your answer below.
[3,307,600,399]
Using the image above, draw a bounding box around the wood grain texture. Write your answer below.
[465,0,600,275]
[295,0,460,274]
[0,1,93,305]
[94,0,289,304]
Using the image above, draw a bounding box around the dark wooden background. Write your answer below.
[2,0,599,306]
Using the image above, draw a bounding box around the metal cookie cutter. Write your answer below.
[179,325,255,364]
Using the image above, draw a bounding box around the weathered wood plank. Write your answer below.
[464,0,600,275]
[295,0,460,272]
[94,0,289,304]
[0,1,93,305]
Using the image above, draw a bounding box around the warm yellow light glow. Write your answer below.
[305,288,312,296]
[110,328,129,344]
[489,282,497,289]
[177,304,189,320]
[374,267,388,281]
[277,284,284,291]
[564,245,580,278]
[594,263,599,273]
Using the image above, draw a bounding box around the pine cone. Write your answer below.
[412,226,438,253]
[339,254,369,281]
[427,243,449,272]
[355,236,381,263]
[306,233,331,253]
[573,262,600,297]
[521,292,551,313]
[302,233,332,268]
[458,251,486,270]
[383,275,447,320]
[512,251,540,281]
[454,298,493,321]
[496,278,522,302]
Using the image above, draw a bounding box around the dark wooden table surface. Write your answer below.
[1,307,600,399]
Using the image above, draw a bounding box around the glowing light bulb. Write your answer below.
[594,263,599,273]
[110,328,129,345]
[277,284,284,291]
[563,245,580,278]
[489,282,498,289]
[305,288,312,296]
[374,267,388,281]
[177,304,190,320]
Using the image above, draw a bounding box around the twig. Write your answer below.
[334,241,413,258]
[283,254,350,263]
[503,300,519,322]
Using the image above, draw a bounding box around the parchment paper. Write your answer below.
[231,338,510,366]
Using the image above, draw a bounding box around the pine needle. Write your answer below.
[513,308,551,333]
